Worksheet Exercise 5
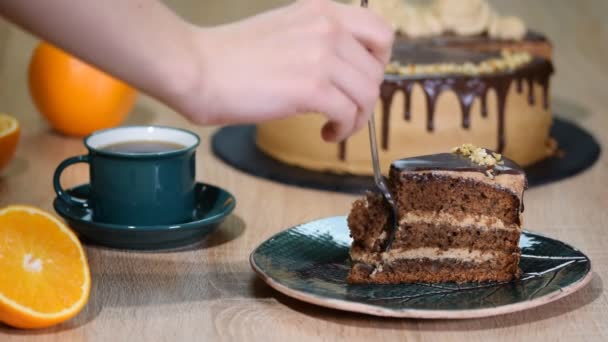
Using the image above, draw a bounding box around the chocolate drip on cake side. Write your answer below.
[337,49,553,161]
[516,77,523,93]
[480,88,489,117]
[378,82,414,150]
[380,83,398,150]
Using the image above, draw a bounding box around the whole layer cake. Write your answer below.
[347,145,527,284]
[256,0,555,175]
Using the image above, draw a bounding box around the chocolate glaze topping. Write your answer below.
[392,45,498,65]
[338,44,553,160]
[397,30,549,46]
[391,151,524,176]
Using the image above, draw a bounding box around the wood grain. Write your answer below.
[0,0,607,341]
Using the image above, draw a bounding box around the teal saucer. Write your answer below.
[53,183,236,250]
[251,216,592,319]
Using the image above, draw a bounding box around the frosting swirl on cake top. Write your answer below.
[353,0,527,40]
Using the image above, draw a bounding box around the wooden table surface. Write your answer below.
[0,0,606,341]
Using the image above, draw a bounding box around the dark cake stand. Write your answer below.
[211,117,600,194]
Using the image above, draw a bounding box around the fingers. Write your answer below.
[335,32,382,132]
[330,1,395,65]
[329,52,379,130]
[291,0,387,141]
[312,54,379,142]
[335,31,385,88]
[306,83,358,142]
[321,121,340,142]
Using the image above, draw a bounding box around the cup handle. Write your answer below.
[53,155,91,208]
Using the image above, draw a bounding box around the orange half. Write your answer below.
[0,205,90,329]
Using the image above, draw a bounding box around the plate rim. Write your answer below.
[250,216,593,319]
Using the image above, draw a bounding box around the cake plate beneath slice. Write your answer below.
[212,117,600,194]
[250,216,592,319]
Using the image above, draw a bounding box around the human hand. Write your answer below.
[179,0,394,142]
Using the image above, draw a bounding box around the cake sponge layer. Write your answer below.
[391,223,520,252]
[348,256,520,284]
[348,193,521,253]
[391,171,523,226]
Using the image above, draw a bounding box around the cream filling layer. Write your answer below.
[398,210,521,231]
[351,247,509,265]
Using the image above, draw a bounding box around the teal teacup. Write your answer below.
[53,126,200,226]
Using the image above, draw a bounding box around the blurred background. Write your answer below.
[0,0,605,135]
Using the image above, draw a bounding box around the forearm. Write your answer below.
[0,0,394,140]
[0,0,200,112]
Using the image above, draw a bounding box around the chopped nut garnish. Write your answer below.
[452,143,502,177]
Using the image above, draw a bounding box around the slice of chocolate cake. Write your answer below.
[347,144,527,284]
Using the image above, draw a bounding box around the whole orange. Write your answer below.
[28,42,137,137]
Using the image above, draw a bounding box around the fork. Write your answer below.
[360,0,399,251]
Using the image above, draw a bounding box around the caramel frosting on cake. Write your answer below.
[350,246,509,264]
[398,210,519,231]
[256,45,554,174]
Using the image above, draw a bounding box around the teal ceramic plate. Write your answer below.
[54,183,235,250]
[251,216,592,319]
